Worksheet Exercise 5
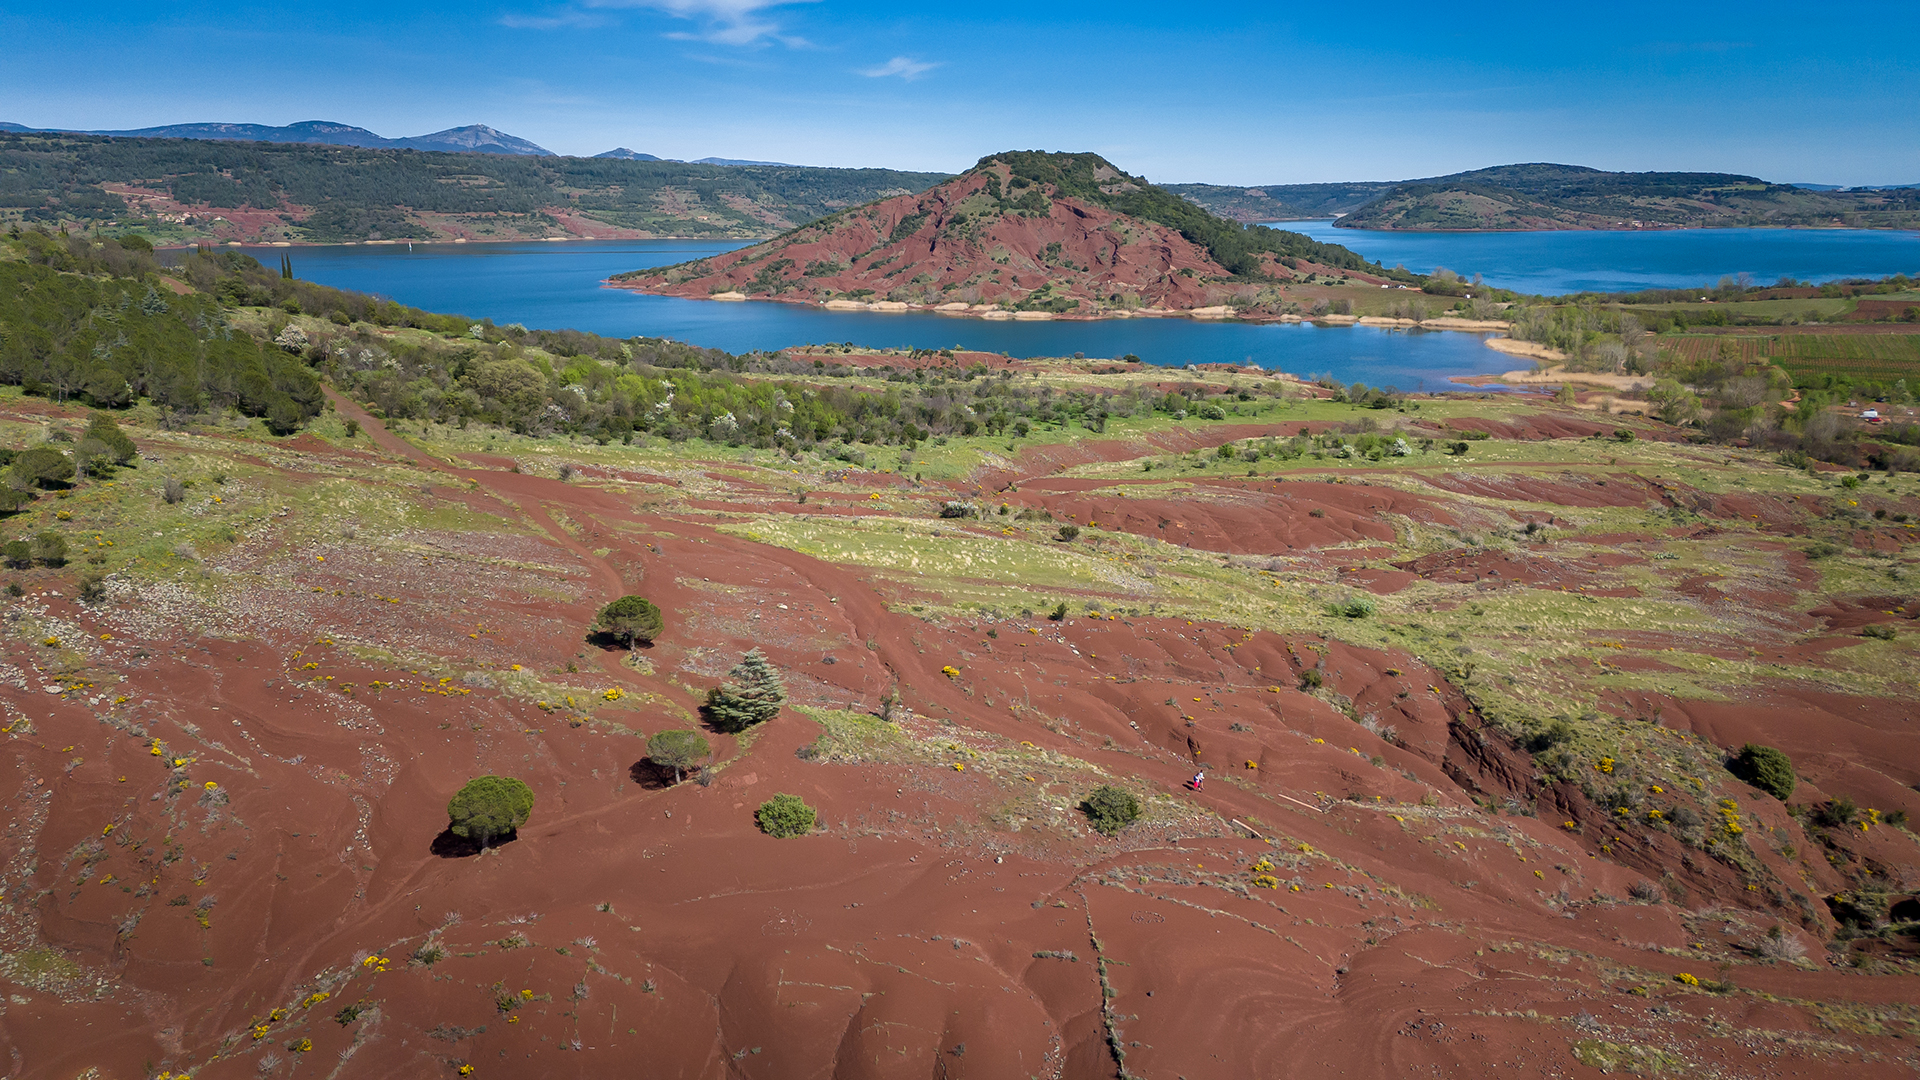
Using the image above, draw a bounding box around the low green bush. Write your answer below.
[1081,785,1142,836]
[1728,744,1795,801]
[756,793,816,838]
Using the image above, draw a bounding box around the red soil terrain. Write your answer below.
[609,159,1379,314]
[2,396,1918,1079]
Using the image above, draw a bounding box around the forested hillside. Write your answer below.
[0,132,949,243]
[1163,180,1393,222]
[1175,164,1920,230]
[1,232,322,430]
[1338,164,1920,230]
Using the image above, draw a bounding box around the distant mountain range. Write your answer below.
[0,120,797,166]
[0,119,554,156]
[595,148,796,167]
[1171,164,1920,231]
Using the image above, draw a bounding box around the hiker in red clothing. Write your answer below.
[1188,770,1205,792]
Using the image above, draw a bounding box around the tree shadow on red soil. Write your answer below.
[628,759,680,790]
[430,828,521,858]
[586,632,655,653]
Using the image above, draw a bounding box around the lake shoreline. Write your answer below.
[220,234,1906,391]
[602,282,1513,334]
[164,220,1920,254]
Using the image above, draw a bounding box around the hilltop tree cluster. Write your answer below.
[959,152,1395,281]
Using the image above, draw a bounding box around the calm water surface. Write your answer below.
[242,224,1919,387]
[245,239,1503,391]
[1281,221,1920,295]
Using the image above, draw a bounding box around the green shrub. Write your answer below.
[755,793,816,838]
[74,437,117,478]
[705,649,786,733]
[1811,795,1858,828]
[1056,524,1080,542]
[1728,744,1795,801]
[83,414,136,465]
[1081,785,1142,836]
[1,541,30,570]
[1525,720,1576,754]
[1048,601,1068,621]
[592,595,665,648]
[10,446,73,489]
[646,729,710,783]
[1862,623,1897,641]
[1324,596,1376,619]
[28,531,67,568]
[447,775,535,846]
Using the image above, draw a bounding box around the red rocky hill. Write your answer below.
[610,151,1393,317]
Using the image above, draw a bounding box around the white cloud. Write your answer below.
[581,0,814,46]
[860,56,939,80]
[498,9,613,29]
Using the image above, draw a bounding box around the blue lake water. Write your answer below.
[240,223,1920,388]
[1281,221,1920,296]
[243,239,1504,391]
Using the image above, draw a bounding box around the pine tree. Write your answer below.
[705,649,786,733]
[646,729,710,783]
[592,595,664,648]
[447,775,534,847]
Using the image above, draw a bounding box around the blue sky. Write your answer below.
[4,0,1916,185]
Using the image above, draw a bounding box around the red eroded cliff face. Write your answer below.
[609,163,1324,313]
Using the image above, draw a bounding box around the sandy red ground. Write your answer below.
[1,396,1917,1079]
